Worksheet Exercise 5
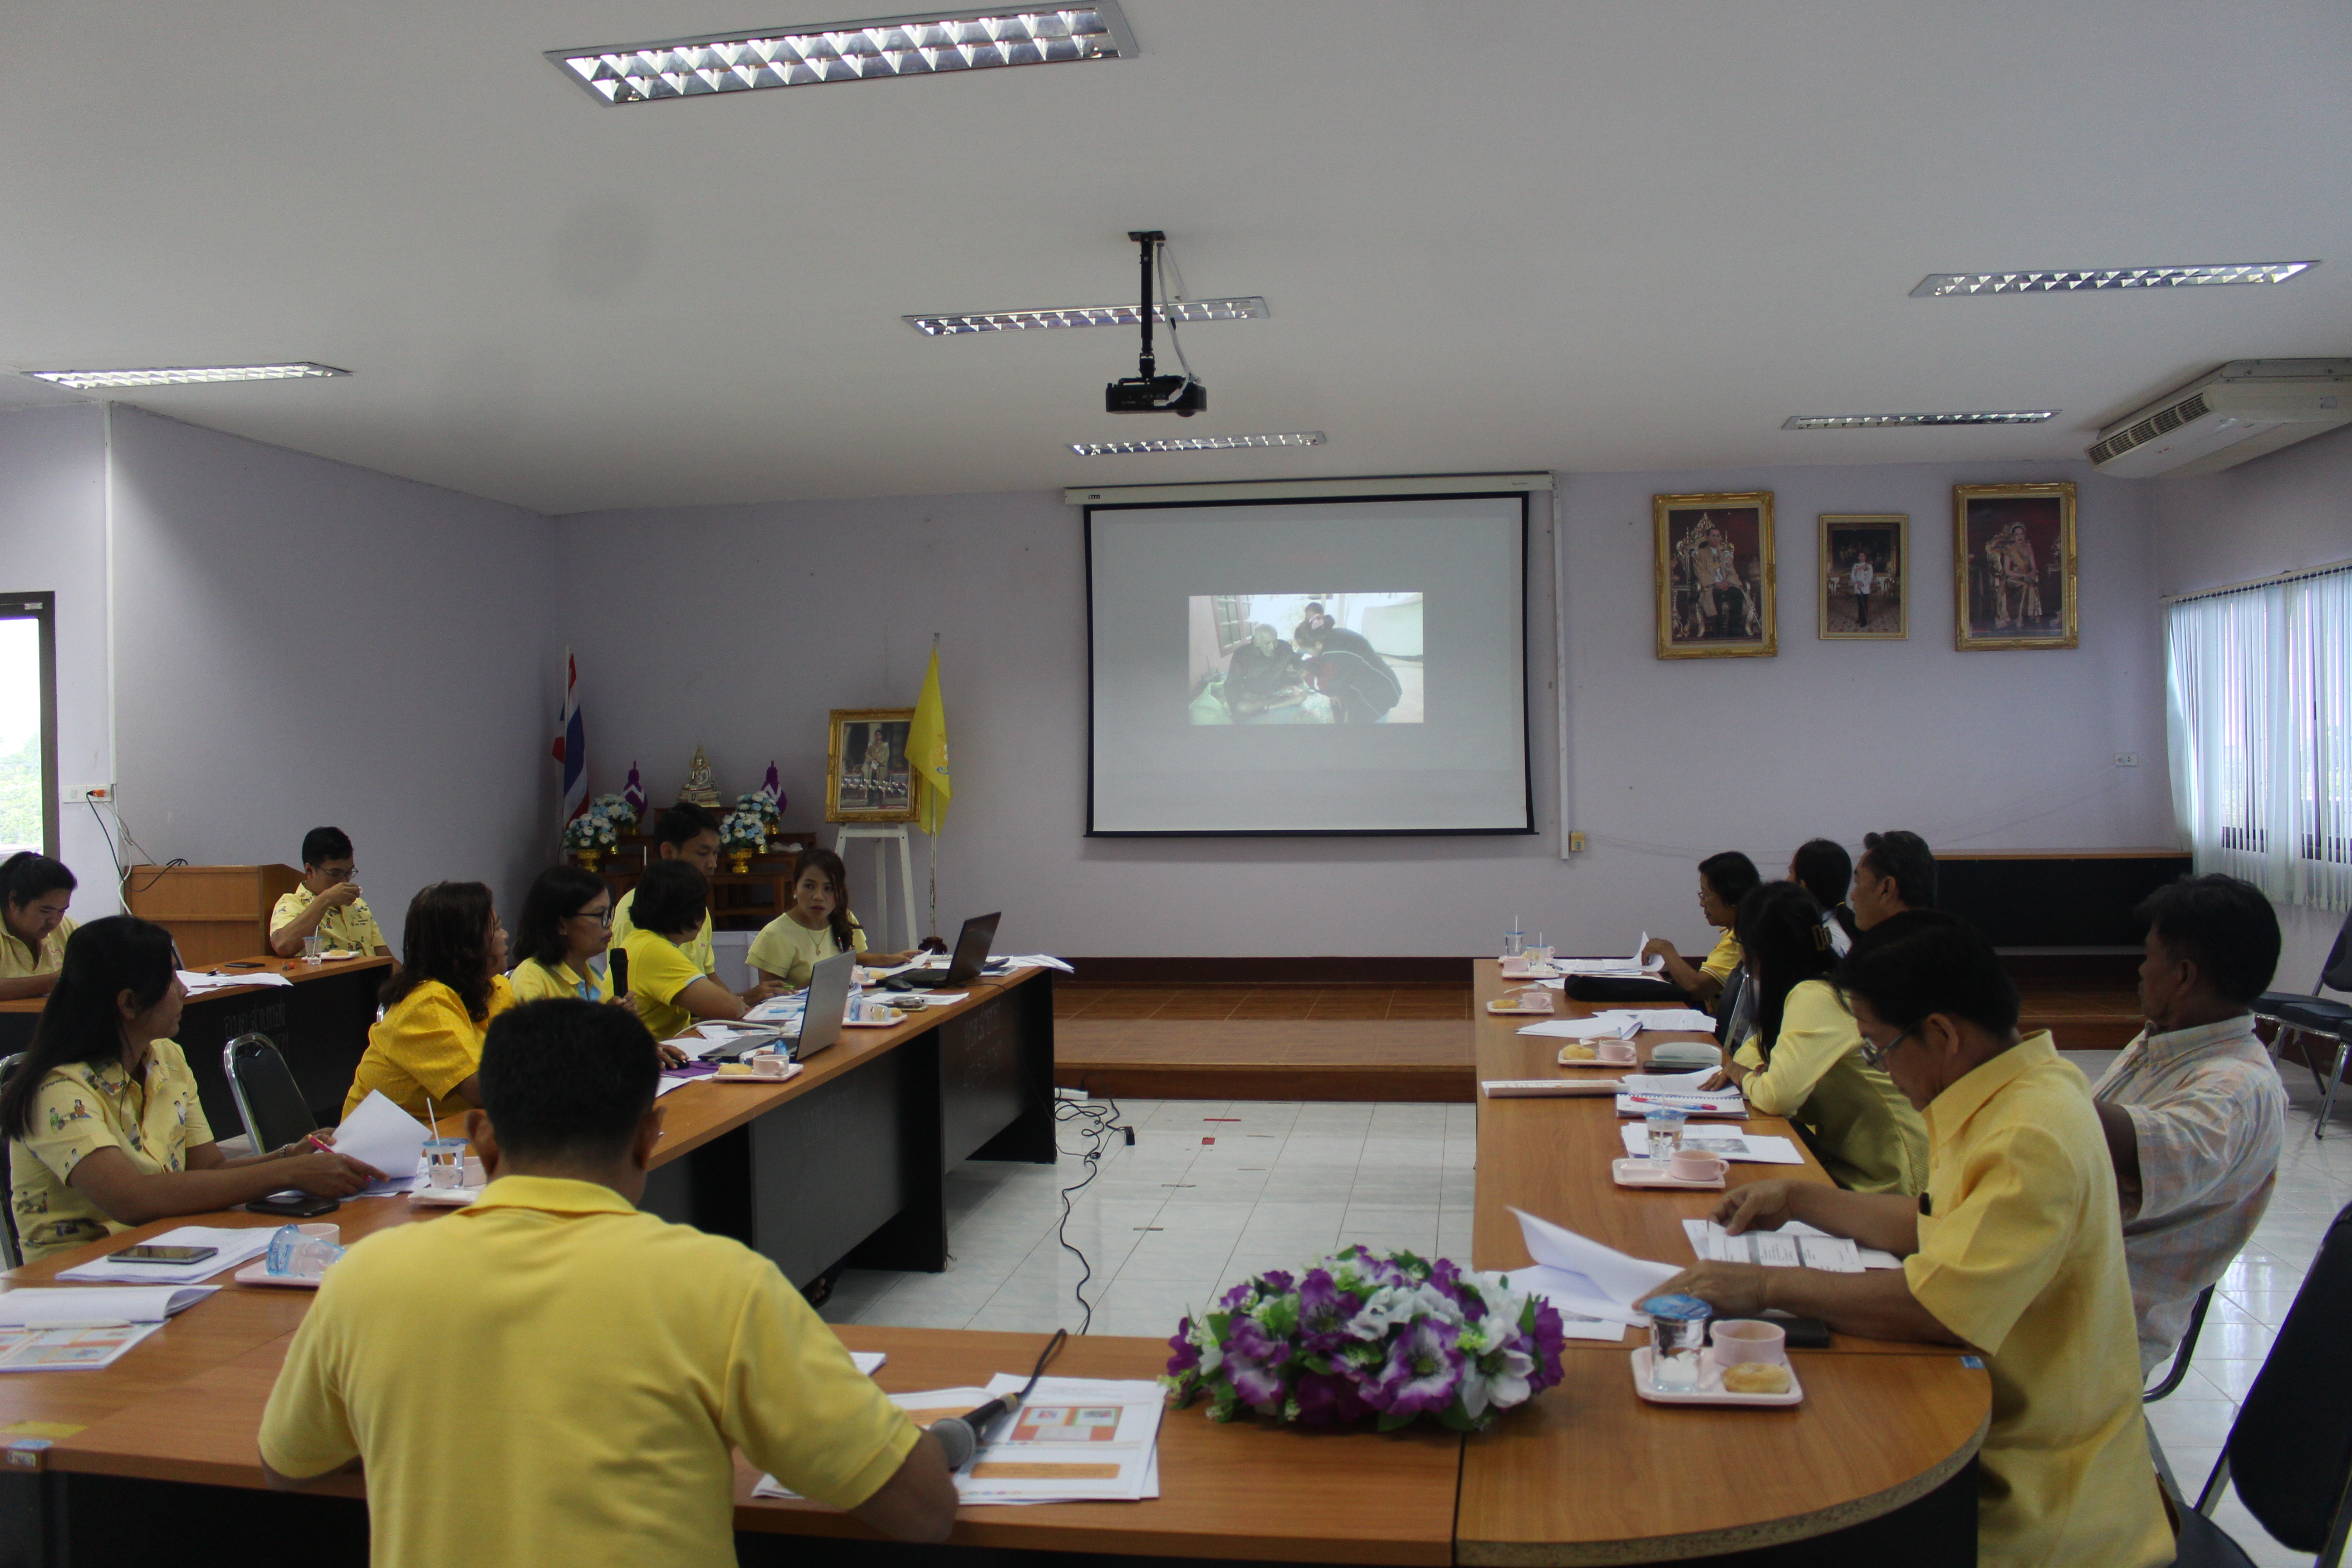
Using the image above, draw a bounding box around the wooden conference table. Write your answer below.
[0,964,1986,1568]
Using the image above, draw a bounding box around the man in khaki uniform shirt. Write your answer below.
[269,826,390,957]
[1662,912,2171,1568]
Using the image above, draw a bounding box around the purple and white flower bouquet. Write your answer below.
[1161,1246,1568,1431]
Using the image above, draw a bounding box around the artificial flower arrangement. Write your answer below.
[562,807,620,856]
[591,792,636,832]
[735,791,781,837]
[1162,1246,1567,1431]
[718,808,768,853]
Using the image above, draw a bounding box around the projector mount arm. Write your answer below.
[1105,230,1205,416]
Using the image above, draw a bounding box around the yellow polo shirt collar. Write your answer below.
[1922,1029,2055,1150]
[461,1173,636,1219]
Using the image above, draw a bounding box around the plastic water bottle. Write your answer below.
[848,970,866,1026]
[1503,917,1524,960]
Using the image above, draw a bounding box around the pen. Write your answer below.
[304,1134,335,1155]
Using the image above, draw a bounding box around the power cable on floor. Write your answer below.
[1053,1084,1132,1334]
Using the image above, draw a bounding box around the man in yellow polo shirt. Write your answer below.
[269,826,392,957]
[260,999,956,1565]
[609,802,724,973]
[1659,911,2171,1568]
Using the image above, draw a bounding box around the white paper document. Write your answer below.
[0,1285,217,1327]
[177,968,294,994]
[1545,935,1669,979]
[1616,1089,1746,1119]
[998,955,1075,975]
[1624,1008,1717,1033]
[851,1351,887,1375]
[1617,1123,1805,1165]
[1506,1207,1680,1328]
[1682,1218,1900,1272]
[333,1089,433,1180]
[1517,1014,1640,1041]
[58,1226,273,1284]
[0,1320,168,1372]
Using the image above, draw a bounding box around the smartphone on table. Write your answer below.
[112,1244,220,1265]
[245,1190,340,1218]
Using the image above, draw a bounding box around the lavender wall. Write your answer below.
[105,409,561,936]
[557,456,2172,959]
[0,406,117,924]
[2150,423,2352,989]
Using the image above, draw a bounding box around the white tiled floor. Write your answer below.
[830,1057,2352,1565]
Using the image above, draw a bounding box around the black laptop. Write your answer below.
[888,912,1004,990]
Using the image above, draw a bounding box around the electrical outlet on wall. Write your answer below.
[2113,754,2139,768]
[64,784,116,803]
[1568,830,1587,852]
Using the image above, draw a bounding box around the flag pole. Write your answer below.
[926,631,941,946]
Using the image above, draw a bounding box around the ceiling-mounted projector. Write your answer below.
[2088,359,2352,476]
[1106,230,1205,416]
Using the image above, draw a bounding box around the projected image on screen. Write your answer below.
[1187,593,1425,726]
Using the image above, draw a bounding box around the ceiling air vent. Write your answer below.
[2088,362,2352,476]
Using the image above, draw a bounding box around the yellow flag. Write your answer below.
[908,644,951,835]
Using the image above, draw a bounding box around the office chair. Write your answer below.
[223,1033,320,1155]
[2144,1284,2215,1402]
[0,1051,22,1269]
[2255,906,2352,1138]
[2164,1198,2352,1568]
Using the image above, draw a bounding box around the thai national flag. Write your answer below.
[552,649,587,823]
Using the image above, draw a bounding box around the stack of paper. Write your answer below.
[333,1090,431,1194]
[1545,935,1670,980]
[756,1373,1161,1506]
[1616,1087,1746,1119]
[1681,1218,1901,1272]
[1517,1013,1641,1041]
[997,955,1075,975]
[1617,1124,1805,1165]
[58,1228,272,1284]
[1504,1208,1678,1336]
[177,969,294,995]
[0,1286,218,1372]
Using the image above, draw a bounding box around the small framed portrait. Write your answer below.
[1818,514,1907,641]
[1953,483,2078,651]
[1655,491,1776,659]
[825,708,917,823]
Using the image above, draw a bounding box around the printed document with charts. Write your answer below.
[757,1374,1161,1506]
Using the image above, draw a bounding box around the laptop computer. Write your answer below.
[888,912,1004,990]
[789,951,857,1060]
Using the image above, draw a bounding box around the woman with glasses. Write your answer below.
[509,866,621,1004]
[1702,881,1926,1195]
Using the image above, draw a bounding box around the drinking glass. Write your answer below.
[423,1137,470,1189]
[302,931,324,967]
[1645,1108,1688,1162]
[1644,1294,1712,1391]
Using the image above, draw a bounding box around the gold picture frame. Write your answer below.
[1953,482,2078,651]
[1655,491,1776,659]
[825,708,918,823]
[1818,514,1907,641]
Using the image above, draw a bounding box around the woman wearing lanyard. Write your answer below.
[508,867,623,1005]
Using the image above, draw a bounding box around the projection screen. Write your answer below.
[1086,490,1533,835]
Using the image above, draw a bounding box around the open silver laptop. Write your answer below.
[791,951,857,1060]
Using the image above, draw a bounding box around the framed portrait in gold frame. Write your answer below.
[1952,482,2078,651]
[1818,514,1907,641]
[1655,491,1775,659]
[825,708,918,823]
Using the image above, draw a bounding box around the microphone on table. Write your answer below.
[928,1328,1066,1470]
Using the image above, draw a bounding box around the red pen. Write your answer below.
[303,1134,335,1155]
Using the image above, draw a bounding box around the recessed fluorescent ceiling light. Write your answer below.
[907,297,1266,336]
[1071,432,1325,456]
[550,5,1135,104]
[26,362,350,391]
[1912,263,2316,297]
[1782,410,2058,430]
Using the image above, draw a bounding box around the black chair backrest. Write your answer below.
[2323,905,2352,994]
[225,1033,318,1152]
[2226,1196,2352,1551]
[0,1051,24,1267]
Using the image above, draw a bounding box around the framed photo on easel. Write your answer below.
[1953,482,2078,650]
[1818,514,1907,640]
[825,708,918,823]
[1654,491,1776,659]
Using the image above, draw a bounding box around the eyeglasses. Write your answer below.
[569,907,613,926]
[1858,1023,1920,1071]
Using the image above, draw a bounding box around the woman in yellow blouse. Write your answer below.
[509,866,620,1004]
[619,862,758,1043]
[343,882,518,1123]
[747,849,917,990]
[1638,851,1759,1011]
[0,852,78,1002]
[1705,881,1928,1195]
[4,916,380,1261]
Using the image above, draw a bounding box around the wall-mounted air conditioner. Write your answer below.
[2088,359,2352,477]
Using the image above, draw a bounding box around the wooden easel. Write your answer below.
[834,824,920,953]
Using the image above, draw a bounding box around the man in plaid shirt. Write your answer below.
[2090,875,2286,1375]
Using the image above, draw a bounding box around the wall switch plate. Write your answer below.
[1568,830,1587,852]
[2113,754,2139,768]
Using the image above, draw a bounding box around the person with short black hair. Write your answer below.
[619,862,760,1041]
[269,826,392,958]
[341,882,515,1122]
[509,865,621,1004]
[1849,829,1935,930]
[610,802,721,971]
[1786,838,1858,953]
[1656,911,2170,1568]
[2090,873,2287,1374]
[1640,851,1760,1010]
[5,916,379,1261]
[1294,622,1404,725]
[0,852,78,1000]
[260,999,957,1560]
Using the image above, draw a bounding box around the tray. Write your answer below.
[234,1261,323,1289]
[1630,1347,1803,1406]
[1612,1157,1725,1191]
[711,1062,805,1085]
[1555,1045,1639,1067]
[408,1185,484,1207]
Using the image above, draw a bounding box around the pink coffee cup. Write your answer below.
[1509,987,1555,1013]
[1597,1039,1637,1065]
[1710,1319,1787,1366]
[1668,1149,1727,1182]
[1499,954,1531,976]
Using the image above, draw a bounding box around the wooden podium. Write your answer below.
[126,863,302,967]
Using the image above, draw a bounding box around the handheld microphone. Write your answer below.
[609,948,630,999]
[927,1328,1066,1470]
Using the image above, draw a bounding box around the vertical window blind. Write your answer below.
[2165,562,2352,911]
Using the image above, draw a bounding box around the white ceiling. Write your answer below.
[3,0,2348,514]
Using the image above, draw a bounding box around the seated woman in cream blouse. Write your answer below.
[747,849,915,990]
[1703,881,1928,1196]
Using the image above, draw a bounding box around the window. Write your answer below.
[0,593,58,859]
[2166,564,2352,911]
